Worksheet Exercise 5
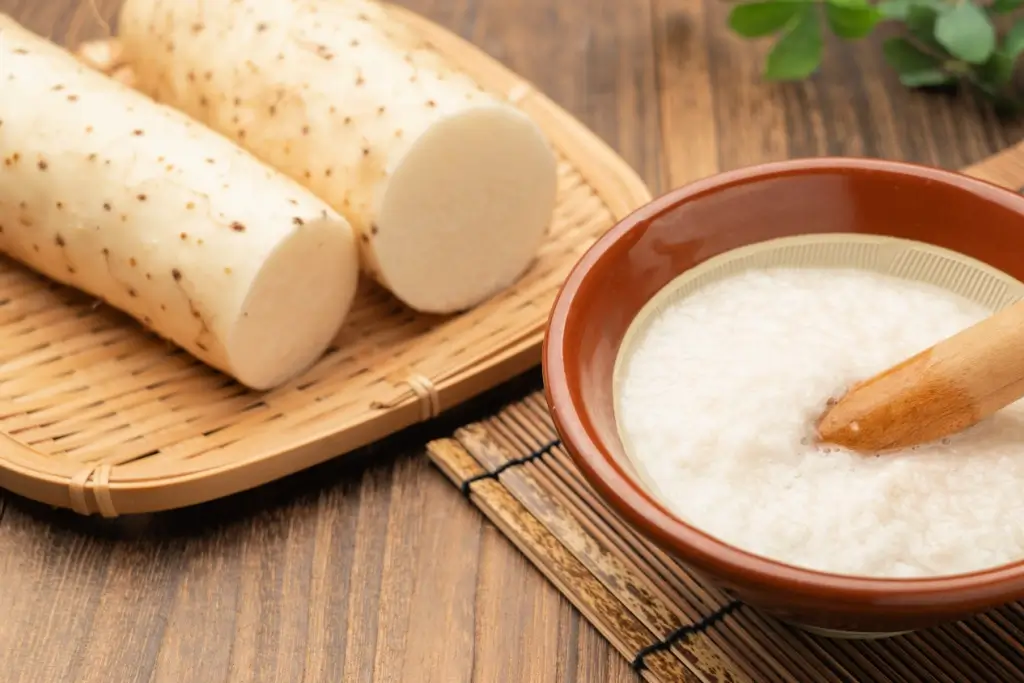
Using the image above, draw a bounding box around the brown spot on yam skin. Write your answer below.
[292,217,304,226]
[230,221,246,232]
[55,235,65,246]
[256,22,268,31]
[301,125,309,135]
[370,223,380,236]
[103,202,111,211]
[67,94,78,102]
[186,201,195,210]
[55,201,63,210]
[180,232,188,240]
[137,194,147,201]
[128,288,138,297]
[172,268,182,281]
[132,129,144,136]
[37,160,47,170]
[130,258,137,267]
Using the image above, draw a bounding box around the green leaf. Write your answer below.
[876,0,941,20]
[977,50,1015,87]
[728,1,807,37]
[905,5,943,50]
[934,2,996,65]
[882,37,955,87]
[825,3,882,39]
[876,0,910,19]
[990,0,1023,14]
[824,0,869,7]
[764,5,824,80]
[1005,18,1024,61]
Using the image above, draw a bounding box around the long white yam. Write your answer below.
[0,16,360,390]
[117,0,559,314]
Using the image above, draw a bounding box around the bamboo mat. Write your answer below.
[426,143,1024,683]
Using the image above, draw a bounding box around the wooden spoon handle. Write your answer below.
[816,298,1024,453]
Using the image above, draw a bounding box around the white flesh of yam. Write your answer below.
[117,0,559,314]
[0,16,360,390]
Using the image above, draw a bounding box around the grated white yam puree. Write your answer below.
[617,267,1024,579]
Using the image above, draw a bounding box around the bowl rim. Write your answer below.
[542,156,1024,607]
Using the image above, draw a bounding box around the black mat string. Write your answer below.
[631,600,744,672]
[460,439,561,496]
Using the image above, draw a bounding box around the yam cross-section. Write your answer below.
[117,0,560,315]
[0,15,361,391]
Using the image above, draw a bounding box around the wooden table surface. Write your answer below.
[1,0,1023,681]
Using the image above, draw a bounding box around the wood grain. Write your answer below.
[1,0,1022,680]
[818,299,1024,453]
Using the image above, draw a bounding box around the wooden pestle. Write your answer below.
[816,298,1024,453]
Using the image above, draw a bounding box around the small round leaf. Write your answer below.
[934,2,996,65]
[728,1,806,38]
[825,4,882,39]
[764,5,824,80]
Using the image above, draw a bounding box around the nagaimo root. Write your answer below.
[0,16,360,390]
[117,0,559,314]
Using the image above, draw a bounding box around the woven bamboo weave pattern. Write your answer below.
[0,5,652,516]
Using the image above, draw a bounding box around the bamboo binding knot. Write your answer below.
[68,463,118,518]
[406,373,441,421]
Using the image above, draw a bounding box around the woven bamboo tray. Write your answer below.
[0,5,651,518]
[426,147,1024,683]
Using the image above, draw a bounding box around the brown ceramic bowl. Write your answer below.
[542,157,1024,637]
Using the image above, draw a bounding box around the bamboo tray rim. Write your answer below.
[0,4,652,516]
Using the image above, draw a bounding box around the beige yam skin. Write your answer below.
[0,17,360,390]
[118,0,559,314]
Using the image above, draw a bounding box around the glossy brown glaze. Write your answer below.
[542,157,1024,634]
[817,298,1024,453]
